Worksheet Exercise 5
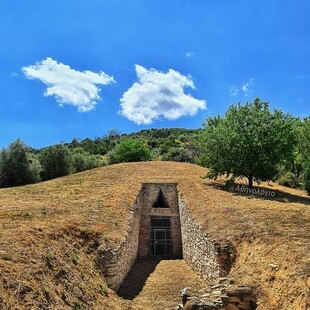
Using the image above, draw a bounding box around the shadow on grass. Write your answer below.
[117,257,161,300]
[206,182,310,205]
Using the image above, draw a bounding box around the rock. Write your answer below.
[229,296,242,303]
[242,295,253,302]
[238,301,251,309]
[226,286,253,296]
[220,294,229,303]
[226,303,240,310]
[269,263,279,271]
[219,277,228,283]
[211,284,222,289]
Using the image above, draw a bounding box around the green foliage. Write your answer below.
[162,147,195,163]
[70,253,79,264]
[27,153,42,183]
[198,98,296,187]
[72,152,87,172]
[71,152,103,173]
[304,166,310,195]
[277,172,300,188]
[0,139,39,187]
[40,144,72,180]
[108,139,151,164]
[297,117,310,169]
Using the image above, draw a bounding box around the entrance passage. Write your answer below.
[149,217,171,257]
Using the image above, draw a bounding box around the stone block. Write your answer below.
[237,301,251,309]
[226,286,252,296]
[105,276,116,286]
[228,296,241,303]
[225,304,239,310]
[241,295,253,302]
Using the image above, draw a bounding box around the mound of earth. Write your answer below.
[0,162,309,309]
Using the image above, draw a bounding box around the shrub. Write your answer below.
[108,139,151,164]
[162,147,194,163]
[277,172,300,188]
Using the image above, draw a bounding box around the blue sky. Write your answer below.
[0,0,309,148]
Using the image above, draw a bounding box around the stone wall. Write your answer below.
[97,183,183,290]
[178,194,219,285]
[97,192,143,290]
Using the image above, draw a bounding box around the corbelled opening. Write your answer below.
[152,189,170,208]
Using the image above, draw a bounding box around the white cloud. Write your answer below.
[119,65,206,125]
[185,51,194,58]
[22,57,115,112]
[242,83,250,95]
[230,78,254,97]
[230,85,239,97]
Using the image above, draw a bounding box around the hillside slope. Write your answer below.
[0,162,309,309]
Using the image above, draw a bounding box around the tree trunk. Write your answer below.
[248,175,253,188]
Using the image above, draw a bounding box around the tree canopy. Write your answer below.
[40,144,72,180]
[0,139,40,187]
[198,98,296,188]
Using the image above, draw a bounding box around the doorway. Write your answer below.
[149,217,171,257]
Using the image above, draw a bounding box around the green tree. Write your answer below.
[71,152,88,172]
[0,139,38,187]
[28,153,42,183]
[198,98,295,188]
[108,139,151,164]
[71,152,103,173]
[297,117,310,168]
[40,144,72,180]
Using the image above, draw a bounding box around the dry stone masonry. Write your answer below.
[178,282,254,310]
[96,182,254,308]
[178,194,219,284]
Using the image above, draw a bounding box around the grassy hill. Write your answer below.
[0,162,309,309]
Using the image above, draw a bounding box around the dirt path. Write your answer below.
[118,259,205,310]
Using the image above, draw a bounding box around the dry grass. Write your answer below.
[0,162,309,309]
[130,259,205,310]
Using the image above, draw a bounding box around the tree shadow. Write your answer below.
[206,182,310,205]
[117,257,161,300]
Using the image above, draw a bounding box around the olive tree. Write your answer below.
[198,98,295,188]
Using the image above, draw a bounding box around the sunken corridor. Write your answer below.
[98,183,231,291]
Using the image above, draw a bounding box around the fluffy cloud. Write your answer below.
[119,65,206,125]
[22,57,115,112]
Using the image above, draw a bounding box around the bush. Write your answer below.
[162,147,194,163]
[277,172,300,188]
[108,139,151,164]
